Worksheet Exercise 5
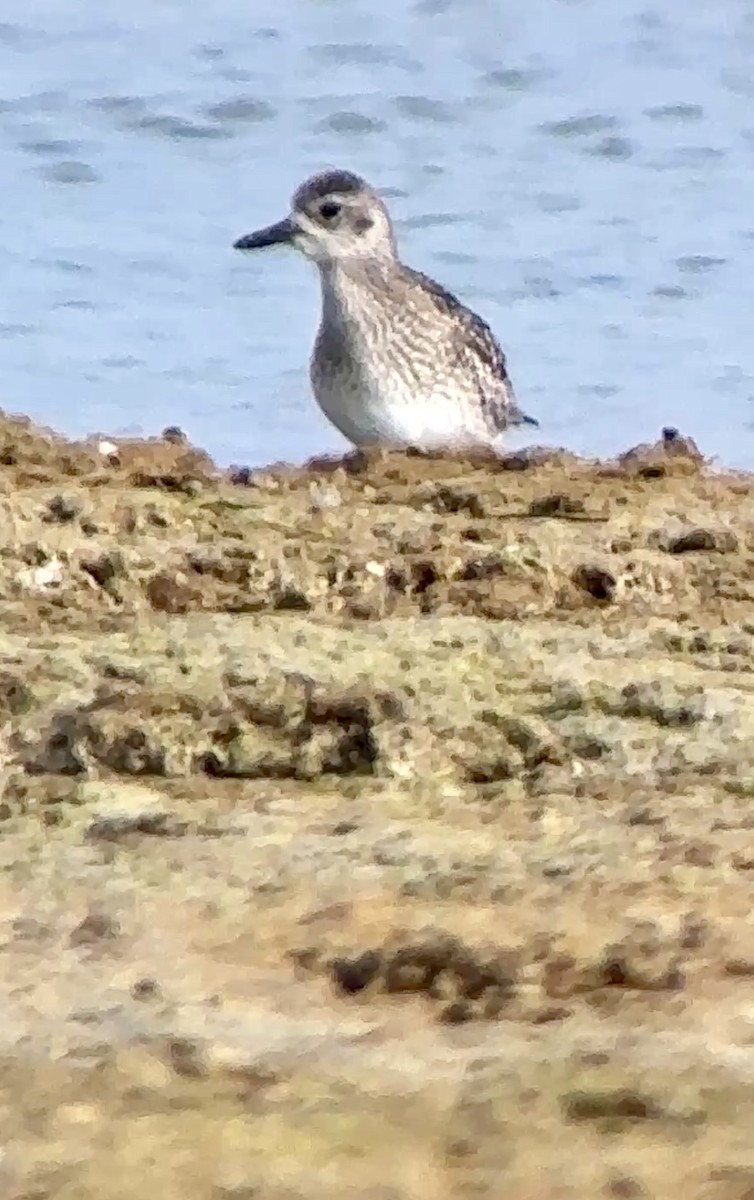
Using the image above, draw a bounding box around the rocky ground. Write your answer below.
[1,410,754,1197]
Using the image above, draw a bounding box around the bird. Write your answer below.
[233,168,537,452]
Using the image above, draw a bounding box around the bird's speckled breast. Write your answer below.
[309,262,499,449]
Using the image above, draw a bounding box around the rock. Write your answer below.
[330,951,383,994]
[145,572,200,613]
[80,550,126,600]
[528,493,586,517]
[326,933,518,1021]
[82,782,185,840]
[665,528,738,554]
[42,494,81,524]
[617,426,704,477]
[571,564,617,602]
[562,1088,668,1124]
[69,909,120,946]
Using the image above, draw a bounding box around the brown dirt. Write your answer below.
[1,410,754,1197]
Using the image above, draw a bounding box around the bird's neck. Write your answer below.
[317,257,396,330]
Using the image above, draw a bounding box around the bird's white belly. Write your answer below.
[314,369,491,451]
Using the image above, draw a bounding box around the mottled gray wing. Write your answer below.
[405,267,538,435]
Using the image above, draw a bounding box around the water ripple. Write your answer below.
[480,67,552,92]
[589,136,635,160]
[39,161,99,184]
[315,112,386,135]
[676,256,726,275]
[310,42,403,67]
[646,103,704,123]
[131,114,231,140]
[394,95,459,123]
[20,138,83,157]
[202,97,276,123]
[540,114,619,138]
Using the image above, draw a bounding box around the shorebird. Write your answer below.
[234,169,537,451]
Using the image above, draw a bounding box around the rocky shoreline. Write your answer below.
[1,408,754,1197]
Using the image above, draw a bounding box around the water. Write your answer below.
[1,0,753,467]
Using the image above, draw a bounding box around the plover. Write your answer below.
[234,169,537,452]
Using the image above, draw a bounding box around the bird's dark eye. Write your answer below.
[319,201,341,221]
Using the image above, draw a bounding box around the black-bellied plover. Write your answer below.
[234,169,537,452]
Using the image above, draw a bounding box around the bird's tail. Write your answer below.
[510,403,539,428]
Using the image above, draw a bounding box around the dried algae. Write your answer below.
[0,410,752,1197]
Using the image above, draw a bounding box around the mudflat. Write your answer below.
[1,410,753,1199]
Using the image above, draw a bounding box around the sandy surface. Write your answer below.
[1,412,754,1197]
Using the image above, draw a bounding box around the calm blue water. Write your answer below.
[0,0,753,467]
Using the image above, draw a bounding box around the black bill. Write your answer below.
[233,216,297,251]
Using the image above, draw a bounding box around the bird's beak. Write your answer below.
[233,216,297,251]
